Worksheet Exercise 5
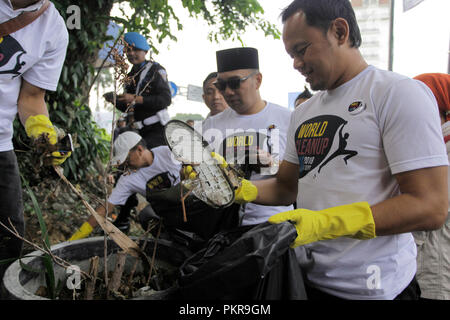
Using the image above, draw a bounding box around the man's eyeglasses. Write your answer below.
[213,71,258,92]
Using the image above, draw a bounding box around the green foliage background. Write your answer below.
[13,0,280,185]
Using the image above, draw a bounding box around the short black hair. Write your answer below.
[281,0,362,48]
[296,86,313,101]
[203,72,218,92]
[130,138,147,152]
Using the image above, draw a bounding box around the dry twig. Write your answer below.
[0,219,91,280]
[53,166,141,258]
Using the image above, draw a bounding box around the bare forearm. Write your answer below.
[372,192,448,236]
[253,160,300,206]
[17,80,49,125]
[253,177,297,206]
[372,165,448,235]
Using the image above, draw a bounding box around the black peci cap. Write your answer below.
[216,47,259,72]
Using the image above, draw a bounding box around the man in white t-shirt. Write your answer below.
[201,47,293,226]
[68,131,182,241]
[0,0,69,281]
[245,0,449,300]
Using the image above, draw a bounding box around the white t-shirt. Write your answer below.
[0,0,68,151]
[108,146,181,206]
[284,65,448,299]
[202,102,293,225]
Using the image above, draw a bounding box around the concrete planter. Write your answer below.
[2,236,189,300]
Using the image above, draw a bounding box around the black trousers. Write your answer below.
[305,276,421,300]
[0,151,24,283]
[139,122,167,149]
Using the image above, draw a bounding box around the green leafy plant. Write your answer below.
[21,175,56,299]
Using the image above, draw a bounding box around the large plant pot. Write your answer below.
[2,236,190,300]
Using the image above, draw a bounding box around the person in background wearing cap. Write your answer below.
[294,85,313,108]
[202,72,229,119]
[103,31,172,232]
[412,73,450,300]
[104,31,172,149]
[238,0,448,300]
[201,47,293,226]
[0,0,70,284]
[68,131,181,241]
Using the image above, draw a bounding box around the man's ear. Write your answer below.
[136,144,145,155]
[255,72,263,89]
[330,18,350,46]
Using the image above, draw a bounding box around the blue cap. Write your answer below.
[124,32,150,51]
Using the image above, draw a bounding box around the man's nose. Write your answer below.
[293,56,305,71]
[213,89,223,99]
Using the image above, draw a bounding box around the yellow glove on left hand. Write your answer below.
[268,202,376,248]
[25,115,71,165]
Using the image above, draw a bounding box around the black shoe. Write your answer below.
[112,218,130,234]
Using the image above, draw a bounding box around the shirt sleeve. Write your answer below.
[108,174,138,206]
[377,78,448,174]
[22,16,68,91]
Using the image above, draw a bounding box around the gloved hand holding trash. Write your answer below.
[183,152,258,205]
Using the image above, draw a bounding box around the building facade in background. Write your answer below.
[352,0,391,70]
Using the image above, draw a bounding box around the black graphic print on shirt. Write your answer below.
[294,115,357,178]
[146,171,176,192]
[219,127,276,177]
[0,35,26,78]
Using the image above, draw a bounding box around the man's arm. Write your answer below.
[255,162,447,243]
[17,79,49,124]
[69,201,116,241]
[372,165,448,235]
[253,160,300,206]
[86,202,116,228]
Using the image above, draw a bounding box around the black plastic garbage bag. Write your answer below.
[176,221,307,300]
[146,183,240,247]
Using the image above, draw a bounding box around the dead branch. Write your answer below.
[127,220,158,288]
[84,256,99,300]
[180,185,193,223]
[107,251,127,295]
[146,221,162,287]
[0,219,91,280]
[53,166,141,258]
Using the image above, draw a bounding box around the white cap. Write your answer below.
[111,131,142,166]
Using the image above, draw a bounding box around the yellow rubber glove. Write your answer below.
[51,151,72,166]
[25,114,57,144]
[68,222,93,241]
[183,165,197,180]
[268,202,376,248]
[234,179,258,204]
[25,115,71,165]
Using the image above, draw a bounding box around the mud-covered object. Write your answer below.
[176,222,307,300]
[146,183,240,242]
